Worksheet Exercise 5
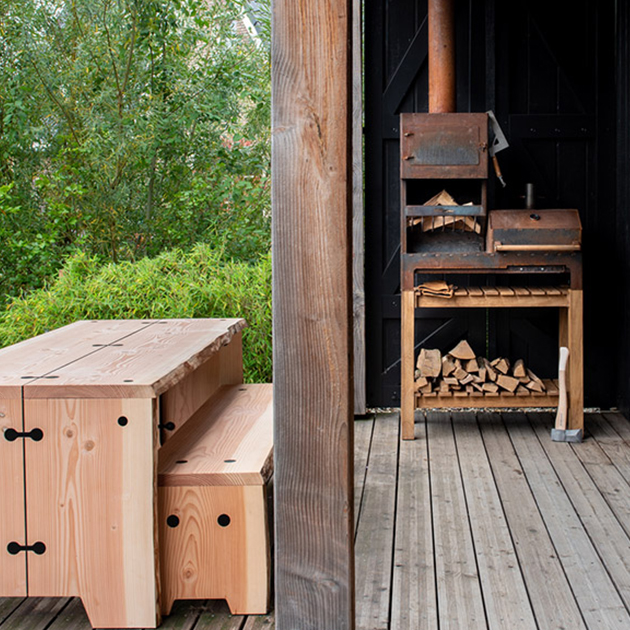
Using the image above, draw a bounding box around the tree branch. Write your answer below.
[29,58,82,146]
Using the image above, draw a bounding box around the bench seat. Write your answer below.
[158,383,273,616]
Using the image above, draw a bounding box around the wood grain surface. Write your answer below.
[23,319,246,399]
[0,399,27,596]
[160,333,243,442]
[159,384,272,487]
[390,418,437,630]
[352,0,365,415]
[272,0,354,628]
[479,412,587,629]
[24,398,160,628]
[0,320,154,398]
[159,484,269,616]
[354,415,398,630]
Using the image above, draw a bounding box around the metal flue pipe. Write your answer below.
[428,0,456,113]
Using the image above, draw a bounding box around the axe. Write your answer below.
[550,346,583,442]
[487,110,508,188]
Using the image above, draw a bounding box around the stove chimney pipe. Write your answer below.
[428,0,456,113]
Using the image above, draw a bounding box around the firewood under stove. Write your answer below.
[414,341,547,398]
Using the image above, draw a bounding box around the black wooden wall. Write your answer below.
[617,0,630,418]
[364,0,620,409]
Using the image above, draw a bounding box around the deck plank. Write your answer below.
[0,600,24,625]
[242,610,275,629]
[587,413,630,487]
[479,412,587,630]
[507,412,630,629]
[354,416,375,532]
[453,413,537,630]
[0,598,71,630]
[194,601,244,630]
[572,415,630,540]
[7,412,630,630]
[355,413,399,630]
[390,413,438,630]
[427,412,486,630]
[530,413,630,610]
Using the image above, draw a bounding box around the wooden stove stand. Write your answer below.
[400,251,584,440]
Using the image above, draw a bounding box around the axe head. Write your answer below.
[551,428,583,443]
[487,110,509,157]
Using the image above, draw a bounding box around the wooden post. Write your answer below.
[353,0,366,415]
[272,0,355,628]
[428,0,456,113]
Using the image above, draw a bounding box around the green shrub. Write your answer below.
[0,244,272,383]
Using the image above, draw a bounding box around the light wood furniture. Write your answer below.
[0,319,246,628]
[158,383,273,616]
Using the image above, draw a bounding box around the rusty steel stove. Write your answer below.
[399,113,584,442]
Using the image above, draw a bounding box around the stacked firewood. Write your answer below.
[415,340,547,397]
[411,190,481,234]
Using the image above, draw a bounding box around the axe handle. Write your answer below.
[555,347,570,431]
[492,155,506,187]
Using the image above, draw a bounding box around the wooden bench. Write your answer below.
[158,383,273,616]
[0,319,254,628]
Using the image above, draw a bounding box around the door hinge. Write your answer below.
[3,428,44,442]
[7,541,46,555]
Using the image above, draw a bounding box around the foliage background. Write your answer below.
[0,246,272,382]
[0,0,270,294]
[0,0,272,377]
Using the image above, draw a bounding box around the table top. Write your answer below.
[0,319,246,399]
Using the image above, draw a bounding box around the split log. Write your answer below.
[453,367,469,381]
[492,357,510,375]
[465,358,479,373]
[459,373,474,385]
[438,381,452,395]
[419,382,434,395]
[527,368,546,392]
[482,382,499,394]
[417,348,442,378]
[415,376,429,390]
[442,355,456,377]
[515,385,531,396]
[449,340,476,360]
[513,359,527,378]
[497,373,519,392]
[481,357,497,382]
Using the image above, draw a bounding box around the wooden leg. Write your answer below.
[0,398,28,597]
[567,290,584,431]
[25,398,161,629]
[160,485,270,616]
[401,289,415,440]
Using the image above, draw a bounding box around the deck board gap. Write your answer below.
[475,412,540,630]
[354,415,376,539]
[386,415,402,628]
[452,414,491,630]
[509,412,590,629]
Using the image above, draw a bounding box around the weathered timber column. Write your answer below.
[272,0,355,628]
[428,0,456,112]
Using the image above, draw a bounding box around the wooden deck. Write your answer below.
[4,410,630,629]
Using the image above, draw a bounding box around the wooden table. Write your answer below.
[0,319,246,628]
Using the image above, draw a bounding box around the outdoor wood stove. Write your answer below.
[399,112,584,442]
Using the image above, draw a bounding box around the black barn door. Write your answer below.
[364,0,617,408]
